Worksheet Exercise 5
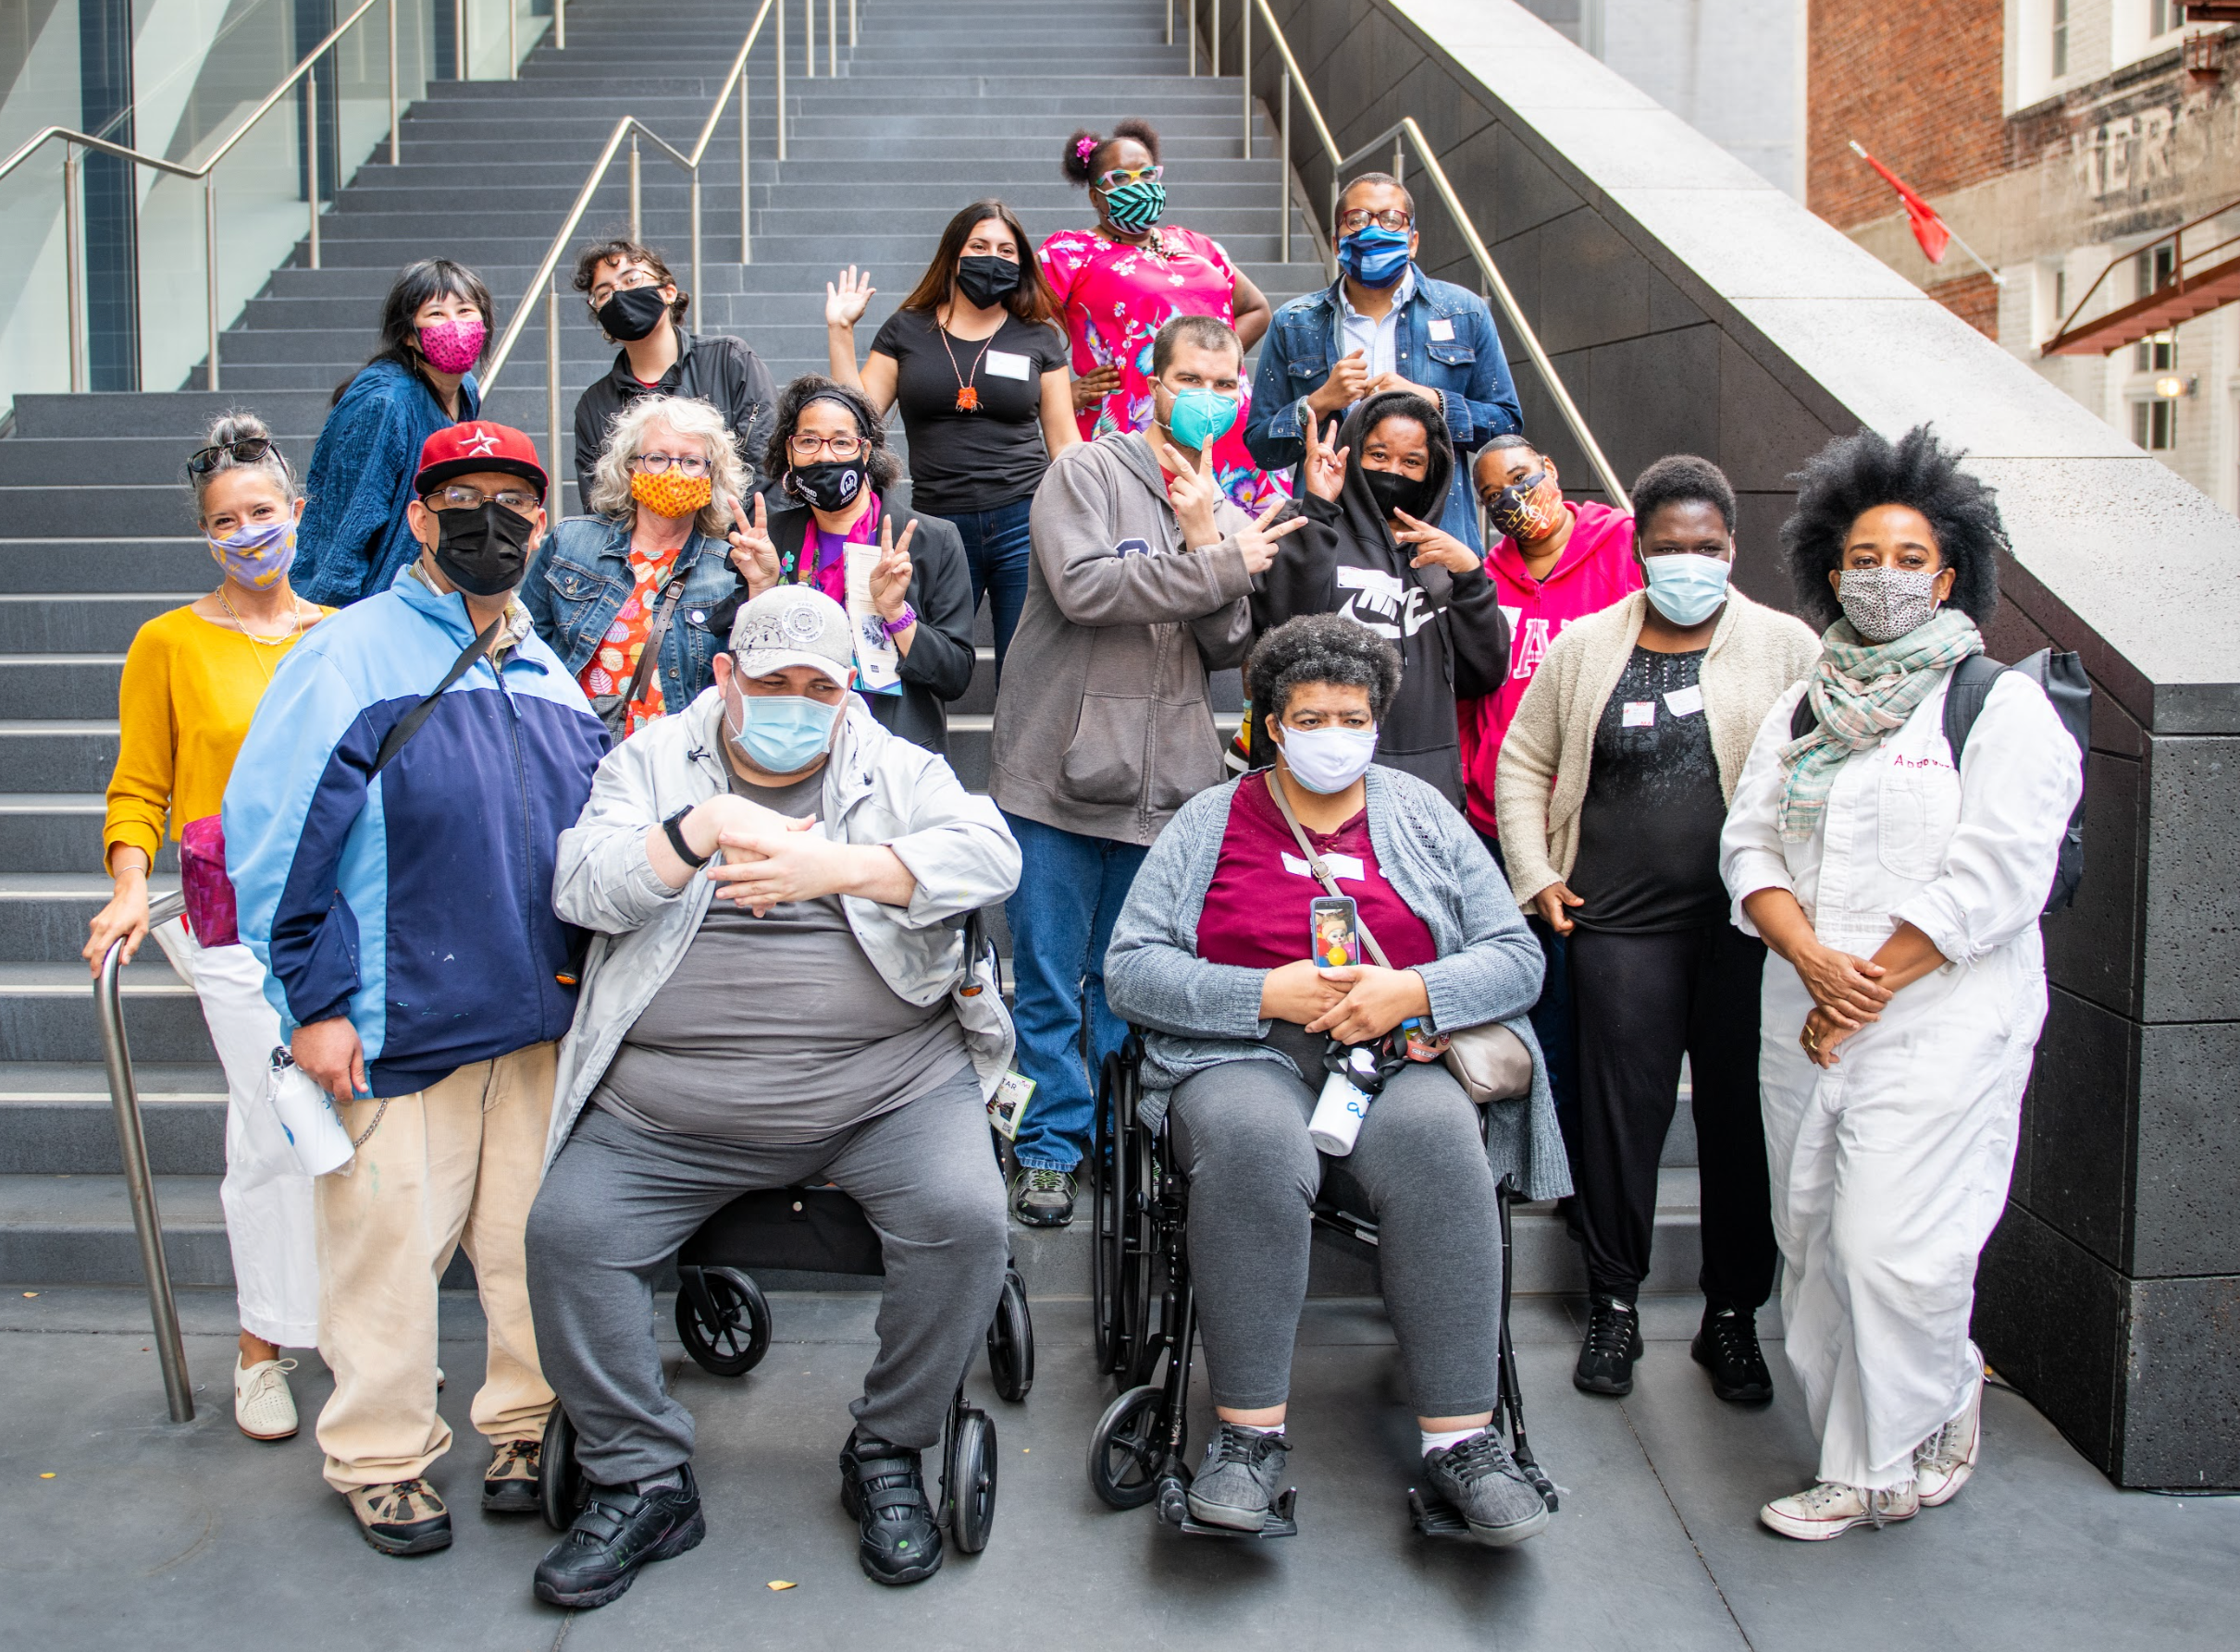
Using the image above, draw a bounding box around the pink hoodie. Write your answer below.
[1458,499,1642,837]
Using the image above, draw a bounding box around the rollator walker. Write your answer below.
[1084,1032,1557,1540]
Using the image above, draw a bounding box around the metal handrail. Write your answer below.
[480,0,790,491]
[2043,191,2240,353]
[1242,0,1631,511]
[96,889,193,1424]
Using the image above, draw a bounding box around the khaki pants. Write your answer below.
[314,1042,555,1493]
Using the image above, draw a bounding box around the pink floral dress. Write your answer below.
[1038,225,1286,512]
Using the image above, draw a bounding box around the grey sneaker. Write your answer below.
[1423,1431,1551,1547]
[1185,1424,1289,1532]
[1009,1166,1077,1227]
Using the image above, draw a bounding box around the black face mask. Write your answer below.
[596,284,669,342]
[430,500,538,596]
[954,254,1021,311]
[789,459,867,513]
[1363,465,1442,524]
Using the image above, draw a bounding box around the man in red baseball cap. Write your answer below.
[225,417,608,1558]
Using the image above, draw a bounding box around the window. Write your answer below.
[2054,268,2067,320]
[2053,0,2069,77]
[2151,1,2180,38]
[2135,329,2177,371]
[2133,397,2177,450]
[2135,242,2177,300]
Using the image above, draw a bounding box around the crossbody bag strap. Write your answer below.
[370,620,501,778]
[1264,771,1393,971]
[619,561,696,712]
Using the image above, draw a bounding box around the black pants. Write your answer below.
[1570,922,1775,1310]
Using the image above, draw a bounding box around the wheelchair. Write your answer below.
[539,914,1033,1558]
[1085,1032,1556,1540]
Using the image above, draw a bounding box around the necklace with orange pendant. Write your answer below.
[939,318,994,413]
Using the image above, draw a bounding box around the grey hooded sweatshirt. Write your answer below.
[990,429,1256,846]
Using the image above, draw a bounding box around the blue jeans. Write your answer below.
[1003,812,1148,1173]
[931,494,1033,674]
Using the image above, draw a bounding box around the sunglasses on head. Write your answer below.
[188,437,281,477]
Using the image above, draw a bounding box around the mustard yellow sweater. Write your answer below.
[103,604,329,868]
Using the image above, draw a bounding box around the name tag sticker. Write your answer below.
[984,349,1033,381]
[1428,317,1456,341]
[1282,850,1368,883]
[1664,684,1705,717]
[1622,700,1657,728]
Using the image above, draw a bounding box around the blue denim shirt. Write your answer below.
[1244,265,1521,549]
[522,515,737,713]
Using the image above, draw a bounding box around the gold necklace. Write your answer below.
[216,589,306,685]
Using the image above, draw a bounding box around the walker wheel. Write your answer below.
[674,1265,772,1377]
[946,1407,998,1554]
[1086,1384,1167,1510]
[986,1268,1035,1401]
[539,1404,587,1531]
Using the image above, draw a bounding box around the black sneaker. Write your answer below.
[1691,1304,1774,1403]
[1009,1165,1076,1227]
[840,1432,944,1585]
[1573,1294,1643,1396]
[1185,1424,1290,1532]
[532,1464,706,1609]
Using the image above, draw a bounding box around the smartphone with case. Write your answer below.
[1310,896,1359,968]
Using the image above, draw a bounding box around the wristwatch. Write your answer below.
[662,807,711,869]
[881,602,918,639]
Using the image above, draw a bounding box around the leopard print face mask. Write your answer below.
[1837,565,1939,643]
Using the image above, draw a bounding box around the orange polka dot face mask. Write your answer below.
[630,466,713,521]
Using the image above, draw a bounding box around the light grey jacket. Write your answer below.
[989,429,1257,845]
[541,687,1021,1171]
[1104,766,1572,1202]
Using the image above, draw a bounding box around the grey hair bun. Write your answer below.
[191,407,299,519]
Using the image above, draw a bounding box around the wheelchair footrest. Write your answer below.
[1157,1473,1299,1538]
[1407,1486,1477,1539]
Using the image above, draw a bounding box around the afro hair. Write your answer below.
[1779,425,2004,631]
[1629,452,1737,535]
[1247,612,1403,725]
[1061,117,1160,185]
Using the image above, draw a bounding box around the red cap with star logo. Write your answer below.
[414,421,550,498]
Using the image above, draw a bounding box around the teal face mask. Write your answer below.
[726,690,840,773]
[1165,387,1240,452]
[1640,551,1732,626]
[1102,179,1168,232]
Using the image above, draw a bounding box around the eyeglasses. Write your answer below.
[1095,163,1164,190]
[426,483,540,514]
[1336,208,1413,234]
[633,452,710,476]
[188,437,280,476]
[786,432,863,461]
[588,267,662,308]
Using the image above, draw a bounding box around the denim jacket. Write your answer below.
[1244,265,1521,549]
[522,515,738,713]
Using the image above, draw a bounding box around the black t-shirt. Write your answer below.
[1566,647,1730,935]
[869,307,1069,514]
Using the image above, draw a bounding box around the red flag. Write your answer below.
[1850,142,1949,265]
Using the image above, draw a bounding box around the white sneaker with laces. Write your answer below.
[1759,1478,1918,1540]
[235,1356,300,1441]
[1915,1357,1986,1507]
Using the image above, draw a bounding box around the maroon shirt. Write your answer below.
[1195,774,1437,971]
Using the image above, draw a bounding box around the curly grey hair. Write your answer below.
[586,393,749,536]
[1246,612,1402,723]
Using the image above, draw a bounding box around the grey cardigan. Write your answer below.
[1104,766,1573,1202]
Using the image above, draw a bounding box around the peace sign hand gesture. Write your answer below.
[1159,439,1223,550]
[1234,497,1308,575]
[869,513,918,623]
[725,491,781,597]
[1300,415,1348,503]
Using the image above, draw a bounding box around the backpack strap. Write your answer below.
[370,620,501,778]
[1939,653,2009,769]
[1788,686,1815,741]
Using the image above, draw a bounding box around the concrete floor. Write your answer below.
[2,1288,2234,1651]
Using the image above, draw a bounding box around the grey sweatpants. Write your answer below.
[1169,1054,1503,1417]
[526,1067,1007,1486]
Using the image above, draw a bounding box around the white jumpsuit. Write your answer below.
[1720,668,2081,1491]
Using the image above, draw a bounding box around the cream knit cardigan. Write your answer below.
[1494,588,1821,909]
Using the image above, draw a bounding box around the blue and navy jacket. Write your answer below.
[295,361,482,607]
[1244,266,1521,549]
[224,567,609,1097]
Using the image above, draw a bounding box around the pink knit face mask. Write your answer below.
[417,316,487,374]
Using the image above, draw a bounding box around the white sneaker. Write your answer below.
[1916,1357,1986,1507]
[1760,1479,1918,1540]
[235,1356,301,1441]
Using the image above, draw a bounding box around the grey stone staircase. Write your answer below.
[0,0,1698,1303]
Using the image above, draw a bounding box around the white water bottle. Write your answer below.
[266,1050,357,1176]
[1308,1068,1375,1157]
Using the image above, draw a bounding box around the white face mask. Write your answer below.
[1277,722,1379,794]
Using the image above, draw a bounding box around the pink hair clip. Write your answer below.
[1075,135,1098,163]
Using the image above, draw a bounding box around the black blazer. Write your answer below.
[756,496,976,755]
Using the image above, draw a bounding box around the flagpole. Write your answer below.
[1848,140,2004,287]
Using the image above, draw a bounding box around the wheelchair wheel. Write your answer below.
[1086,1383,1168,1510]
[985,1268,1034,1402]
[1091,1051,1128,1373]
[539,1404,588,1532]
[674,1265,772,1377]
[946,1406,998,1554]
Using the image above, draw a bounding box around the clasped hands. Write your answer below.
[1792,943,1892,1069]
[1260,957,1430,1047]
[691,794,856,917]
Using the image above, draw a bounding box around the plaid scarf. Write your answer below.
[1776,608,1983,842]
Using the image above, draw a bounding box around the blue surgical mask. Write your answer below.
[1337,224,1412,289]
[726,690,840,774]
[1641,552,1732,626]
[1164,387,1240,452]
